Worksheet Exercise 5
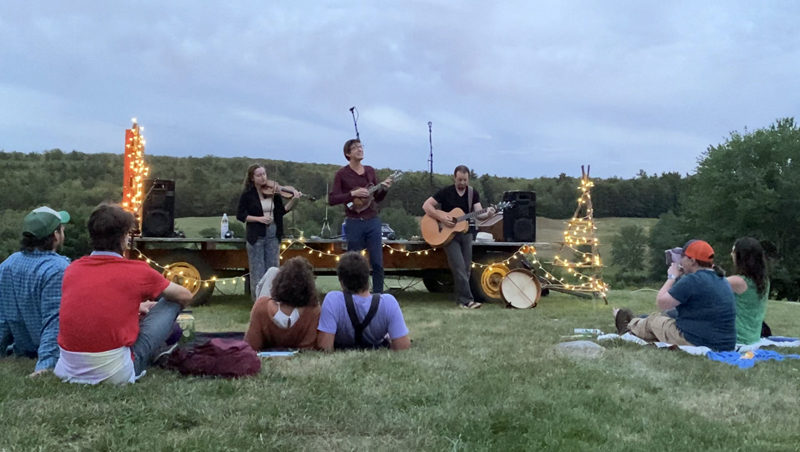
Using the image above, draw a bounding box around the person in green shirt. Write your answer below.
[726,237,770,345]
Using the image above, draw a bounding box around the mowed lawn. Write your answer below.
[2,286,800,451]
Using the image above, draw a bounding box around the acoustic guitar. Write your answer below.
[346,170,403,213]
[420,201,512,246]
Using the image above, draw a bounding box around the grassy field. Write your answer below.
[2,286,800,450]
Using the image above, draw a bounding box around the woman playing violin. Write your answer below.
[237,164,303,300]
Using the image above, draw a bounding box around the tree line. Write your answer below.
[1,149,685,260]
[610,118,800,300]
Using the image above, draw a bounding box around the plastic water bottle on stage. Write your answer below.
[221,213,229,239]
[341,221,347,250]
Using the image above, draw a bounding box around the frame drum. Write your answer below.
[500,269,541,308]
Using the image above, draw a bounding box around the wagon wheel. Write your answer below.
[470,262,511,303]
[159,251,215,305]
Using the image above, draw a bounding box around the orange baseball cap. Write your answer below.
[683,239,714,264]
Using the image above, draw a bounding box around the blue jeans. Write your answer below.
[345,216,384,292]
[444,232,474,305]
[246,224,280,299]
[133,297,182,375]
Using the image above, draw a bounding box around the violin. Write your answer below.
[262,181,316,201]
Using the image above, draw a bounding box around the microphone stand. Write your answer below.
[320,183,332,238]
[427,121,433,186]
[349,106,360,140]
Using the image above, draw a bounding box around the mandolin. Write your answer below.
[346,170,403,213]
[420,201,512,247]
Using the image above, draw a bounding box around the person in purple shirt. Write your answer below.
[0,206,70,377]
[317,252,410,351]
[328,138,395,293]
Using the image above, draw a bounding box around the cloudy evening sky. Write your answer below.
[1,1,798,178]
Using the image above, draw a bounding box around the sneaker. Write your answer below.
[152,342,179,365]
[614,308,634,335]
[467,301,482,309]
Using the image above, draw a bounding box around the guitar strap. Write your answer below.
[467,186,475,232]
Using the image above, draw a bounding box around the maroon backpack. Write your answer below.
[166,338,261,378]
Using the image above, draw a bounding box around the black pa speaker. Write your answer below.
[142,179,175,237]
[502,191,536,242]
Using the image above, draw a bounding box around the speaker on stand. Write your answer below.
[142,179,176,237]
[502,191,536,242]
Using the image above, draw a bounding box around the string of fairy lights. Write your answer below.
[120,120,606,296]
[551,169,608,293]
[121,118,150,219]
[134,236,608,295]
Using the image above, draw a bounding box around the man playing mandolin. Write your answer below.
[422,165,496,309]
[329,139,395,293]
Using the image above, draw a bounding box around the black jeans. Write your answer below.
[444,232,473,305]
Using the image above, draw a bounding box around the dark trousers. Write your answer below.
[444,232,473,305]
[345,216,384,293]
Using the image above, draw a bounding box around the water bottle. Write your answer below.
[341,221,347,250]
[221,213,229,239]
[177,311,195,343]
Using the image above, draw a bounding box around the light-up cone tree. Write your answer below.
[551,165,609,298]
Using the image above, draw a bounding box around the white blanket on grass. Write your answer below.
[596,333,800,357]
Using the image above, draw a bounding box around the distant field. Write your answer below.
[535,216,656,262]
[175,216,232,238]
[179,216,656,242]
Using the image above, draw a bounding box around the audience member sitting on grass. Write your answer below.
[0,206,71,377]
[245,256,320,350]
[317,252,410,351]
[727,237,770,345]
[614,239,736,351]
[54,203,193,384]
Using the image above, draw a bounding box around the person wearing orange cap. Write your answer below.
[0,206,70,377]
[614,239,736,351]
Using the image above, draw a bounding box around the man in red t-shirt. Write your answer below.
[55,204,193,384]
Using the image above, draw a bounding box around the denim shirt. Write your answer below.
[0,250,70,370]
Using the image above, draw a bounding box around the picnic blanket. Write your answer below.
[595,332,800,367]
[707,349,800,369]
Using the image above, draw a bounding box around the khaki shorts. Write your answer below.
[628,312,693,346]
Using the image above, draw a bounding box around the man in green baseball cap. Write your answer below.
[0,206,71,377]
[23,206,71,240]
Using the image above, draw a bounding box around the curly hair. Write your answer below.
[336,252,371,293]
[271,257,318,307]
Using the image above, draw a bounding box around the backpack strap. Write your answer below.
[344,292,382,348]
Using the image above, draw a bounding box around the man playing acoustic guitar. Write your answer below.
[422,165,496,309]
[329,138,395,293]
